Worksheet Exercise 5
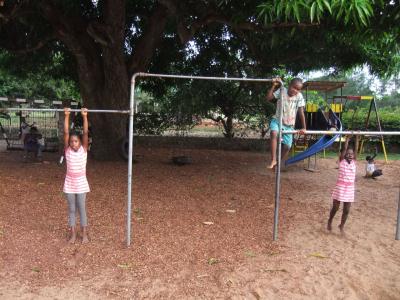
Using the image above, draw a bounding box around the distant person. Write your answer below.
[365,154,383,179]
[23,125,44,161]
[20,117,31,143]
[63,107,90,244]
[327,110,339,131]
[328,136,356,234]
[266,77,306,169]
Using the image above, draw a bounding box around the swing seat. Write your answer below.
[172,155,192,166]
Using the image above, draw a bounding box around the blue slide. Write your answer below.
[285,110,342,166]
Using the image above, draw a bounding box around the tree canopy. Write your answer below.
[0,0,399,157]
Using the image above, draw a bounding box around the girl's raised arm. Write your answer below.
[339,136,350,161]
[63,107,70,149]
[81,108,89,151]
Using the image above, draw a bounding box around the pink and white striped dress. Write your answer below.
[63,146,90,194]
[332,159,356,202]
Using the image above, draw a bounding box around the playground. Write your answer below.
[1,1,400,299]
[0,147,399,299]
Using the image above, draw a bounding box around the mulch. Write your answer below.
[0,147,305,297]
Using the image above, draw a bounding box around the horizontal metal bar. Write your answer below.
[285,130,400,136]
[0,108,130,114]
[134,72,274,83]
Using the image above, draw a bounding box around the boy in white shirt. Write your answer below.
[266,78,306,168]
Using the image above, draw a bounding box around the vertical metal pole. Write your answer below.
[338,88,343,153]
[273,82,284,241]
[127,76,136,246]
[396,188,400,240]
[314,152,317,168]
[372,97,388,163]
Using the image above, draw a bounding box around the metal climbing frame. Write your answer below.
[0,105,132,242]
[130,73,400,244]
[129,72,278,246]
[3,74,399,246]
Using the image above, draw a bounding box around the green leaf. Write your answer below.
[309,252,329,259]
[344,4,353,24]
[245,250,256,257]
[310,2,316,22]
[262,268,288,273]
[117,263,130,269]
[361,3,373,17]
[317,0,324,12]
[207,258,219,265]
[323,0,332,14]
[285,2,291,21]
[276,1,282,19]
[293,3,301,22]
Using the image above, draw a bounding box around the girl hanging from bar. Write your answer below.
[328,136,357,234]
[63,107,90,244]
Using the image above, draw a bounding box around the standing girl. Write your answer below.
[63,107,90,243]
[328,136,356,233]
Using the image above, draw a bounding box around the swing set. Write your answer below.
[332,94,388,162]
[291,81,389,172]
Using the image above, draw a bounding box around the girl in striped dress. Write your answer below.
[328,137,356,233]
[63,107,90,243]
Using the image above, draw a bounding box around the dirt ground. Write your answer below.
[0,147,399,299]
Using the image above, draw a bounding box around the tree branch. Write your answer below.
[101,0,126,47]
[0,0,32,24]
[86,21,112,46]
[37,1,100,60]
[128,4,169,75]
[0,34,55,54]
[176,13,320,44]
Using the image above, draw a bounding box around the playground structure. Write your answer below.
[288,81,346,170]
[0,97,81,151]
[1,73,400,246]
[288,81,389,170]
[332,94,388,162]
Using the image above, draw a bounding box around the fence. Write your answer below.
[0,97,79,151]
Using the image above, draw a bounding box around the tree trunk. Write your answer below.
[222,115,234,138]
[77,53,129,160]
[34,1,169,159]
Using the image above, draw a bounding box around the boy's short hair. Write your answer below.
[290,78,303,86]
[366,155,373,162]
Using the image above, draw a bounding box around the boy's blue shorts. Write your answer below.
[269,118,294,147]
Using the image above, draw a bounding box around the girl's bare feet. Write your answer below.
[81,227,89,244]
[82,235,89,244]
[68,227,76,243]
[338,224,345,234]
[267,160,277,169]
[327,221,332,231]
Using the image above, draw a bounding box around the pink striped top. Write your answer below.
[336,159,356,185]
[331,159,356,202]
[63,146,90,194]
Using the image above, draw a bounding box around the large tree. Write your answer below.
[0,0,399,158]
